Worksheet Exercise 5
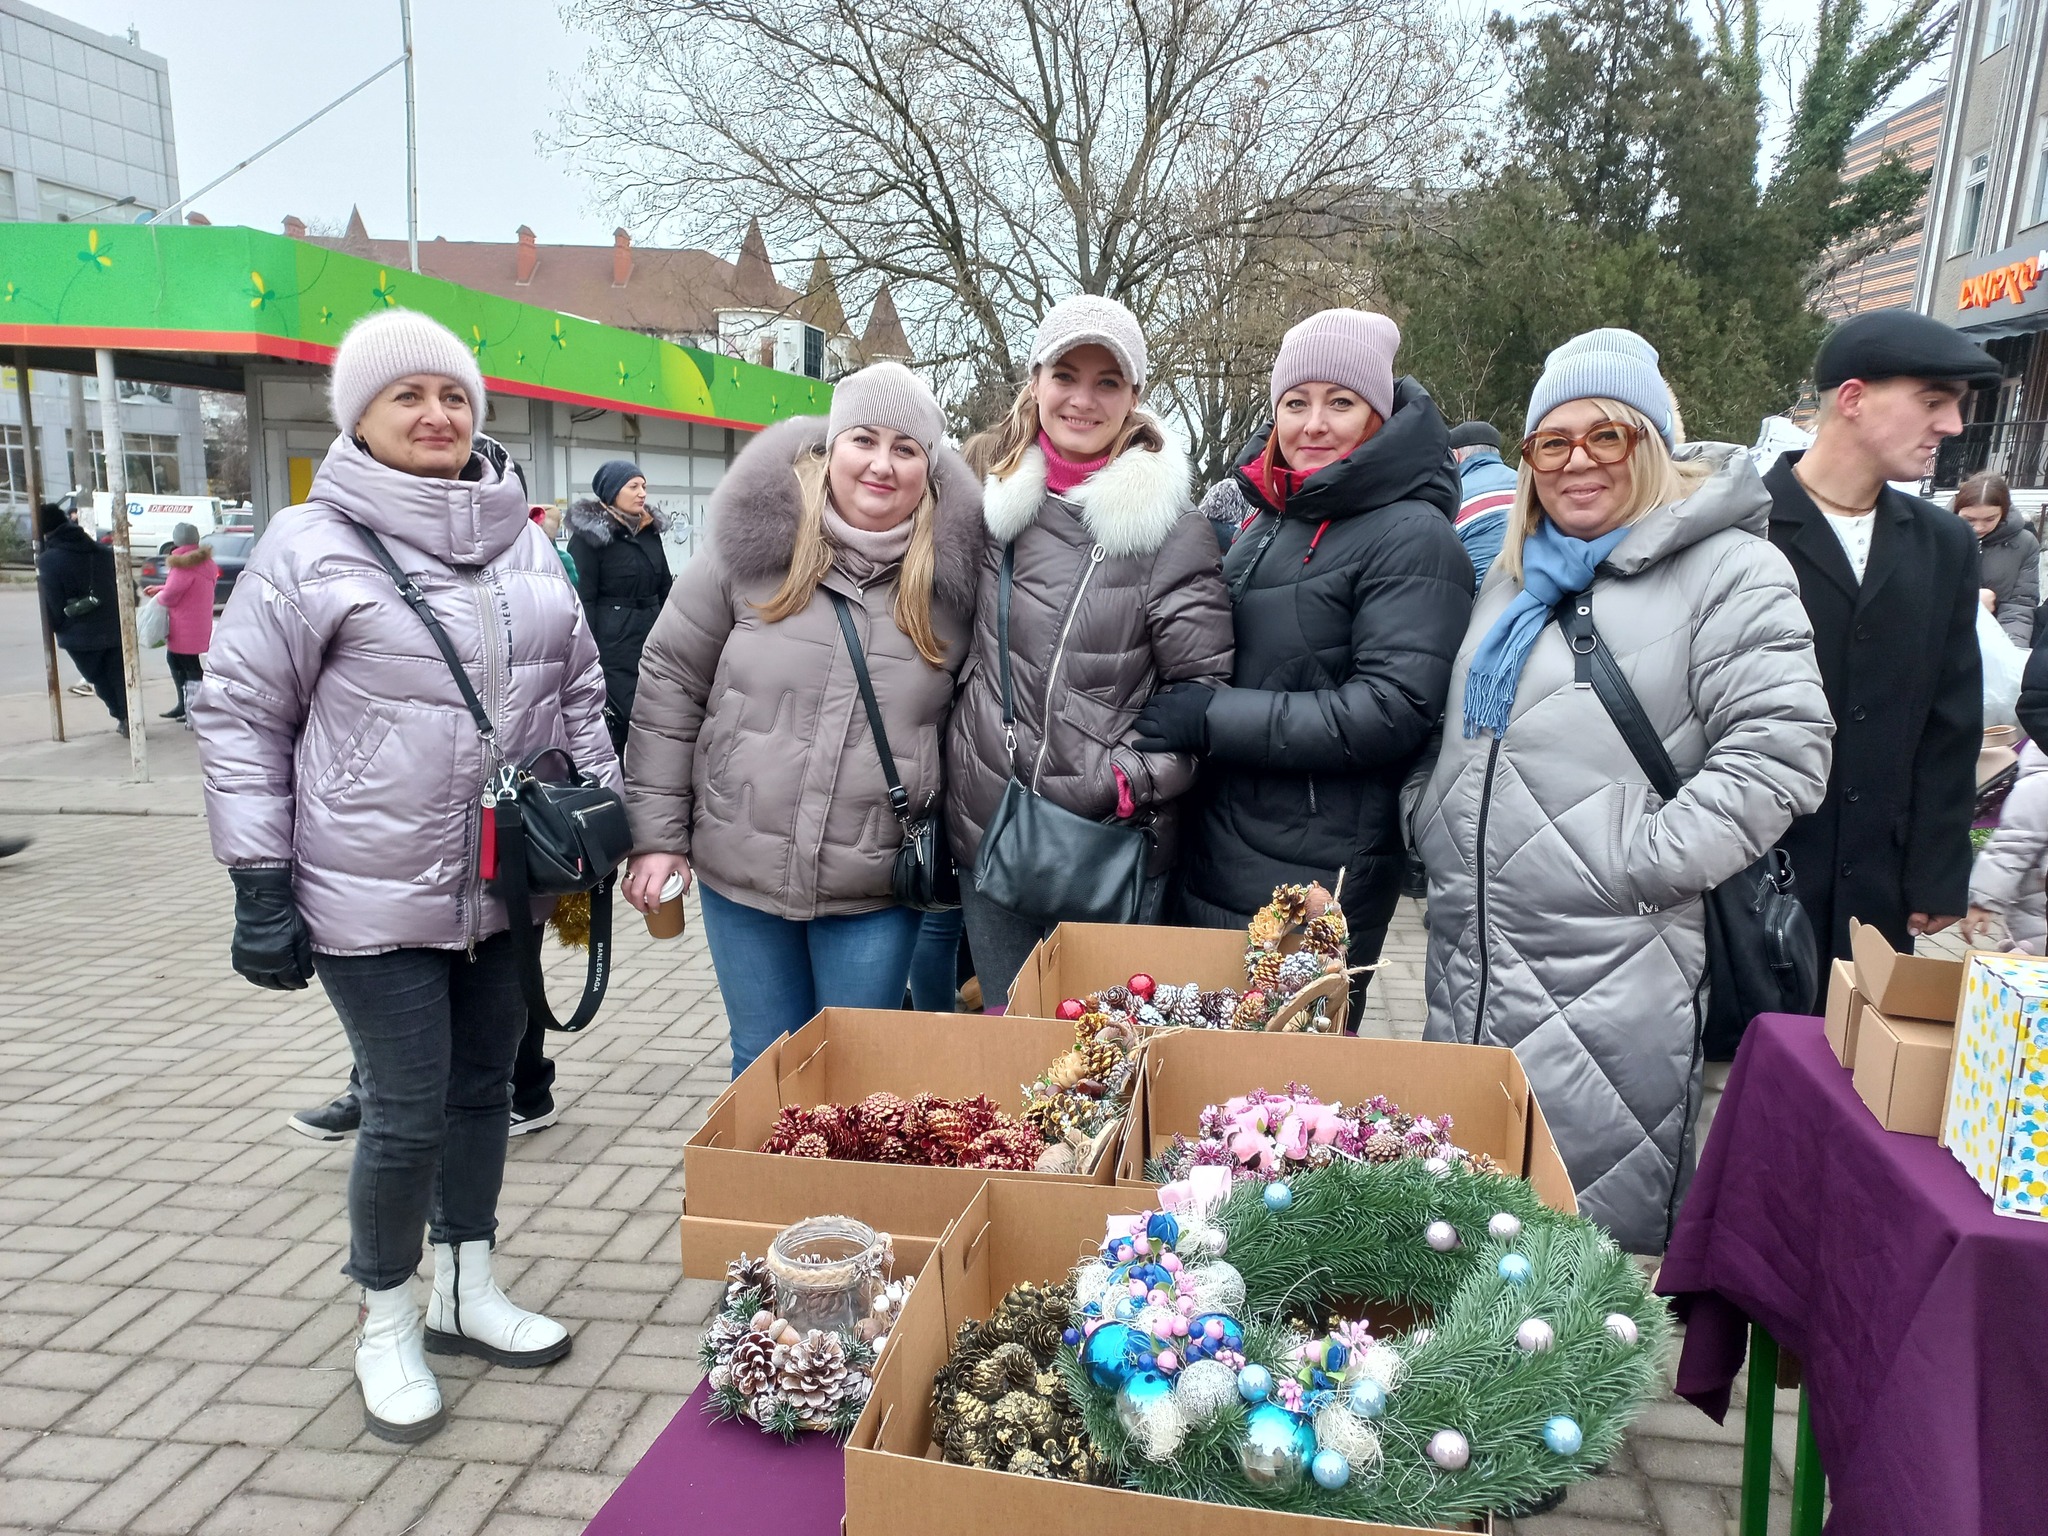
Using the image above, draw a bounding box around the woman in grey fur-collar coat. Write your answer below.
[620,367,982,1075]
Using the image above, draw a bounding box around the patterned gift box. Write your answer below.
[1944,953,2048,1220]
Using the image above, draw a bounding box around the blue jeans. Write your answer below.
[314,929,528,1291]
[697,884,924,1077]
[907,907,964,1013]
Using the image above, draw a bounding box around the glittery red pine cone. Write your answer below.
[758,1092,1039,1168]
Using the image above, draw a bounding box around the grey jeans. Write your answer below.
[960,875,1166,1011]
[315,929,529,1290]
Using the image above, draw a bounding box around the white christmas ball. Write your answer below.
[1133,1391,1188,1461]
[1073,1260,1112,1312]
[1172,1359,1239,1423]
[1313,1401,1385,1475]
[1180,1221,1227,1259]
[1423,1156,1451,1177]
[1356,1342,1408,1391]
[1487,1212,1523,1242]
[1604,1312,1640,1347]
[1409,1327,1434,1348]
[1425,1220,1461,1253]
[1515,1318,1556,1353]
[1187,1260,1246,1315]
[1427,1428,1470,1470]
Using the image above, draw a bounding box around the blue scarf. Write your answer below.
[1462,517,1630,738]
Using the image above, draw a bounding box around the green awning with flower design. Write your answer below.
[0,221,830,430]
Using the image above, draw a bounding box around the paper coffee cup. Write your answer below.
[645,871,687,939]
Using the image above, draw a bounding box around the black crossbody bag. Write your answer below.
[350,523,632,1031]
[827,591,959,912]
[1556,593,1819,1053]
[971,542,1149,925]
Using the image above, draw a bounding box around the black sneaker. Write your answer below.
[289,1092,361,1142]
[509,1104,561,1137]
[1499,1487,1566,1520]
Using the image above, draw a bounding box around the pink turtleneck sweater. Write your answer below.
[1040,432,1110,495]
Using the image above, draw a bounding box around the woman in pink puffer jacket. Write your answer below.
[145,521,217,721]
[192,311,615,1446]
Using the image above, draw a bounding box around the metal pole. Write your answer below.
[93,349,146,780]
[1789,1386,1826,1536]
[66,372,86,492]
[401,0,419,275]
[1738,1321,1780,1536]
[15,351,63,741]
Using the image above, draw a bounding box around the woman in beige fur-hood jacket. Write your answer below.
[945,296,1234,1006]
[621,364,981,1075]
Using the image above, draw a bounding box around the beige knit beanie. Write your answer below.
[329,309,487,436]
[825,361,947,458]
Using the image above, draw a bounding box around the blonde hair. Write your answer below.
[1496,398,1711,584]
[985,379,1166,481]
[755,442,948,667]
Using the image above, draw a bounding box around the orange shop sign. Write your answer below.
[1958,252,2046,311]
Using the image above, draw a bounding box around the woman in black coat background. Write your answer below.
[1136,311,1474,1016]
[565,459,674,754]
[34,501,129,733]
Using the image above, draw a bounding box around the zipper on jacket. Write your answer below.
[1470,735,1503,1045]
[1308,776,1317,815]
[1032,544,1106,792]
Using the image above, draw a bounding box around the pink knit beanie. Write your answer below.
[1270,309,1400,420]
[329,309,487,436]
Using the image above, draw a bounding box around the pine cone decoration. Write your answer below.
[1248,951,1286,994]
[725,1253,772,1296]
[1096,985,1136,1014]
[1200,988,1241,1027]
[1363,1129,1405,1163]
[776,1329,852,1416]
[856,1091,908,1139]
[726,1328,779,1398]
[1302,912,1348,955]
[1234,990,1272,1028]
[760,1105,814,1154]
[1275,949,1330,994]
[1166,986,1205,1027]
[789,1131,830,1159]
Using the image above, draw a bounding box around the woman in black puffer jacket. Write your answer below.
[1139,310,1474,1017]
[565,459,674,753]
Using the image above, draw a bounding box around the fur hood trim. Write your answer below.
[708,415,983,614]
[168,544,214,568]
[982,424,1192,558]
[564,495,671,545]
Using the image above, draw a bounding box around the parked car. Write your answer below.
[206,530,256,608]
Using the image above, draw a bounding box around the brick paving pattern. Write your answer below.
[0,804,1803,1535]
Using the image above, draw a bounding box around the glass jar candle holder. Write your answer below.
[767,1215,892,1335]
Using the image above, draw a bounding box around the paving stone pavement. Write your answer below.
[0,807,1802,1536]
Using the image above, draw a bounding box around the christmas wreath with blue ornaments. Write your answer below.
[1053,1152,1668,1526]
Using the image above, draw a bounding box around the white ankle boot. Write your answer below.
[425,1239,571,1368]
[356,1282,444,1442]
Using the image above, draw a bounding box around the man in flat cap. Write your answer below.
[1763,311,1998,985]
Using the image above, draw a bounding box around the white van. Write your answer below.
[81,494,226,556]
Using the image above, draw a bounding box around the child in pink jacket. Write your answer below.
[147,521,219,721]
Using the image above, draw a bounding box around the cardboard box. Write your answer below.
[1113,1028,1577,1214]
[681,1009,1115,1244]
[845,1178,1490,1536]
[1850,1003,1954,1136]
[1008,922,1247,1020]
[1848,918,1965,1022]
[678,1213,937,1285]
[1943,953,2048,1219]
[1822,957,1863,1067]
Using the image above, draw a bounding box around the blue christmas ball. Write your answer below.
[1543,1415,1584,1456]
[1311,1447,1352,1490]
[1264,1181,1295,1212]
[1081,1323,1140,1390]
[1114,1295,1143,1321]
[1348,1379,1387,1418]
[1239,1401,1315,1490]
[1062,1327,1081,1347]
[1236,1363,1274,1403]
[1497,1253,1533,1286]
[1147,1211,1181,1245]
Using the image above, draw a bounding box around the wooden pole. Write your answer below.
[15,350,63,741]
[93,349,146,780]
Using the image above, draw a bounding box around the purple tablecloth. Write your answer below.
[584,1382,844,1535]
[1657,1013,2048,1536]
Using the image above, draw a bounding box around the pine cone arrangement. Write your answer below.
[759,1092,1042,1169]
[932,1280,1106,1484]
[1233,990,1273,1028]
[726,1328,779,1398]
[775,1329,852,1418]
[1248,950,1286,994]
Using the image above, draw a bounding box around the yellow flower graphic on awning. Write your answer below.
[247,272,273,310]
[371,270,398,308]
[78,229,111,269]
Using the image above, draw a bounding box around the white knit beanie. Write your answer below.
[329,309,487,436]
[1524,328,1675,446]
[826,361,947,458]
[1270,309,1401,420]
[1029,294,1147,393]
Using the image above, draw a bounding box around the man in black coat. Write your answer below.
[1764,312,1997,959]
[33,502,128,733]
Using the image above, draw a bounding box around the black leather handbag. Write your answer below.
[350,523,632,1031]
[970,543,1149,926]
[828,591,959,912]
[1556,595,1819,1056]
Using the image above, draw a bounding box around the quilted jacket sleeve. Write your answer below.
[622,547,736,855]
[1111,513,1234,809]
[191,547,338,869]
[1204,507,1474,774]
[1971,767,2048,917]
[1626,537,1834,910]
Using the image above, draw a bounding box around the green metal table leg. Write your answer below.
[1790,1383,1825,1536]
[1740,1323,1780,1536]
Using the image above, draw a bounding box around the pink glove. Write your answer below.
[1114,764,1136,820]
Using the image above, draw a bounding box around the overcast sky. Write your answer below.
[46,0,1951,258]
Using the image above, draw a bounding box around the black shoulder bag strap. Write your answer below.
[828,590,911,821]
[347,521,612,1033]
[1555,593,1682,800]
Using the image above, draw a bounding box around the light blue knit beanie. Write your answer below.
[1523,328,1676,446]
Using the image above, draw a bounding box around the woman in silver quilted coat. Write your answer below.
[1411,331,1833,1253]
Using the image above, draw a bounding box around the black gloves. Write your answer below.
[230,866,313,990]
[1132,682,1216,754]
